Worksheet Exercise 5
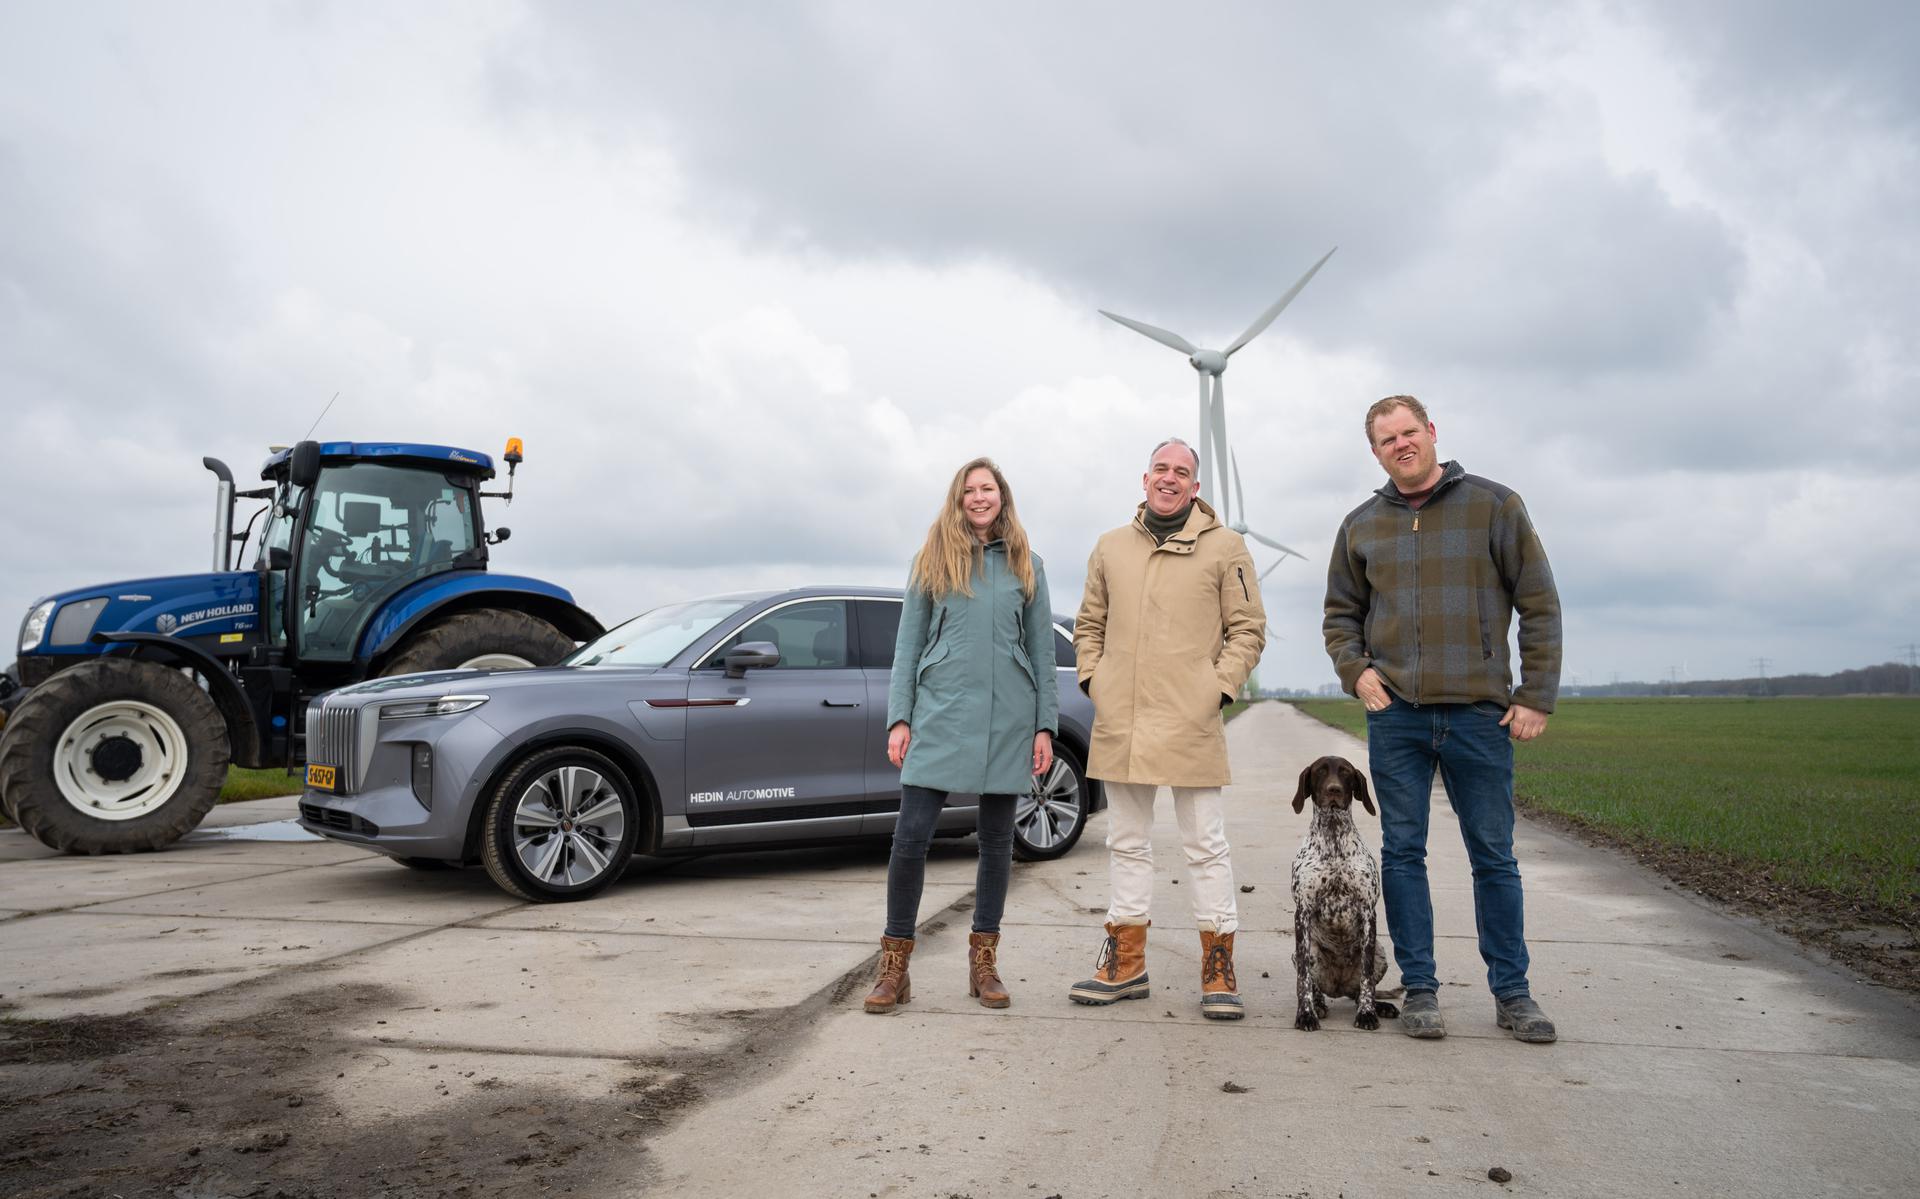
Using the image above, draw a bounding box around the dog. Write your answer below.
[1290,755,1398,1031]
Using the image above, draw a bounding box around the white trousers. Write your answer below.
[1103,781,1239,934]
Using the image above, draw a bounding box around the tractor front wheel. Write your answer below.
[380,609,576,677]
[0,659,229,853]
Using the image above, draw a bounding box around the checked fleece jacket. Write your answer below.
[1323,460,1562,713]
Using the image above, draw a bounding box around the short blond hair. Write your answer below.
[1365,395,1430,442]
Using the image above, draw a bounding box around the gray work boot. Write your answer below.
[1399,990,1446,1039]
[1494,995,1558,1043]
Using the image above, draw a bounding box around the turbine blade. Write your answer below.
[1099,309,1198,356]
[1210,375,1229,525]
[1259,557,1286,581]
[1224,245,1338,357]
[1232,450,1246,522]
[1196,372,1212,505]
[1245,529,1304,558]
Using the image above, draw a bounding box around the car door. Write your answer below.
[854,596,977,838]
[853,598,907,835]
[683,597,867,845]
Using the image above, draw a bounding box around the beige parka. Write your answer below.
[1073,500,1267,787]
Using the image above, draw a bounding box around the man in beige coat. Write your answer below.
[1068,438,1267,1018]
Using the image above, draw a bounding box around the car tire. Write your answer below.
[0,658,229,854]
[480,745,637,902]
[381,609,576,676]
[1012,740,1089,862]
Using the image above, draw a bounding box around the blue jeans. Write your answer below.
[884,785,1015,940]
[1366,696,1532,1000]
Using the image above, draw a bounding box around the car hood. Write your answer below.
[324,664,661,703]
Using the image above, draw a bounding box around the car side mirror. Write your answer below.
[723,641,781,678]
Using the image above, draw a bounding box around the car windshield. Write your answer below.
[566,597,752,668]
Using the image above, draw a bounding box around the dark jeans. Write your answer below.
[1366,696,1532,1000]
[884,785,1015,940]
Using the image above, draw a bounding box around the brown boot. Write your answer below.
[1067,920,1150,1005]
[1199,929,1244,1020]
[863,935,914,1013]
[968,932,1010,1008]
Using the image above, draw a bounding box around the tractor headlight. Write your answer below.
[379,694,489,720]
[19,601,55,653]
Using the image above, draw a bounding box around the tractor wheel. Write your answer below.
[0,659,229,854]
[380,609,576,677]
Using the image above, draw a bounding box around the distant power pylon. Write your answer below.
[1751,656,1772,697]
[1899,643,1920,694]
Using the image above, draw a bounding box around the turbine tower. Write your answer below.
[1099,246,1336,526]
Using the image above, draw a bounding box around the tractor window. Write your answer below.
[295,463,481,662]
[257,482,305,646]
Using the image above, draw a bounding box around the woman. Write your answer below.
[864,457,1058,1013]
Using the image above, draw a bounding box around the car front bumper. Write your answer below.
[297,707,508,861]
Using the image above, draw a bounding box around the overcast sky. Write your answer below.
[2,1,1915,691]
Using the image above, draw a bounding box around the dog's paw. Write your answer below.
[1354,1008,1380,1031]
[1293,1009,1321,1032]
[1374,1000,1400,1019]
[1313,998,1329,1019]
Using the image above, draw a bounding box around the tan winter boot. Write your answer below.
[968,932,1011,1008]
[1067,920,1150,1004]
[1199,929,1244,1020]
[863,935,914,1014]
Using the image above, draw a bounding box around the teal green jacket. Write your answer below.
[886,543,1059,795]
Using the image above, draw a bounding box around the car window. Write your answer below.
[571,597,749,667]
[856,600,901,670]
[721,599,851,669]
[1053,627,1076,669]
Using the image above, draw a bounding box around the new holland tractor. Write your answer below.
[0,438,602,854]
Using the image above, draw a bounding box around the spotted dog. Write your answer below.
[1290,755,1399,1031]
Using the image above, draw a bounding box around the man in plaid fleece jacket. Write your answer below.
[1322,394,1562,1044]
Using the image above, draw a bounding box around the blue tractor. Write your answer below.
[0,439,603,854]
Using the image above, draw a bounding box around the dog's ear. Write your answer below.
[1292,763,1314,813]
[1349,763,1376,816]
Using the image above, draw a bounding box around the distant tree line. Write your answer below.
[1569,661,1917,698]
[1268,661,1919,700]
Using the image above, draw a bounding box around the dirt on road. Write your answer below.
[0,963,872,1198]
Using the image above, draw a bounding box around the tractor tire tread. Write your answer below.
[0,658,229,854]
[381,609,575,678]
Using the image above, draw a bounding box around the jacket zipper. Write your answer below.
[931,606,946,651]
[1236,565,1249,601]
[1410,507,1422,702]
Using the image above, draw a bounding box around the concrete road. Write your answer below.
[2,703,1917,1198]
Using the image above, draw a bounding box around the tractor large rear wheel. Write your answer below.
[380,609,576,677]
[0,659,229,853]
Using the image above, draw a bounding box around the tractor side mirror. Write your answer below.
[723,641,781,678]
[486,527,511,546]
[289,440,322,489]
[266,547,292,571]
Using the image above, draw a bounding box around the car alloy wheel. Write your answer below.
[482,746,637,901]
[1012,743,1088,861]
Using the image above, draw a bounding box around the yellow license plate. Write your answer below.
[306,764,337,791]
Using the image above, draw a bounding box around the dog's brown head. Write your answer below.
[1291,755,1375,816]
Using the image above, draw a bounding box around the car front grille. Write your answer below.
[299,802,381,837]
[307,701,359,793]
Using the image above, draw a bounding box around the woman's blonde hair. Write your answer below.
[909,457,1037,601]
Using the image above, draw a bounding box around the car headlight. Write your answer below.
[19,601,55,653]
[379,694,489,720]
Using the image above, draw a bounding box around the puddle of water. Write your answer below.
[186,819,324,843]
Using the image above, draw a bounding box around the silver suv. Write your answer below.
[297,586,1100,901]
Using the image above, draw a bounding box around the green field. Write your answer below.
[1289,697,1920,918]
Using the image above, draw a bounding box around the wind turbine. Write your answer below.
[1229,451,1306,577]
[1099,246,1336,527]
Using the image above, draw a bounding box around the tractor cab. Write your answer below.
[250,442,506,668]
[1,433,597,857]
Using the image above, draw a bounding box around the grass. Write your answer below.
[219,766,303,803]
[1289,696,1920,919]
[1223,699,1251,723]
